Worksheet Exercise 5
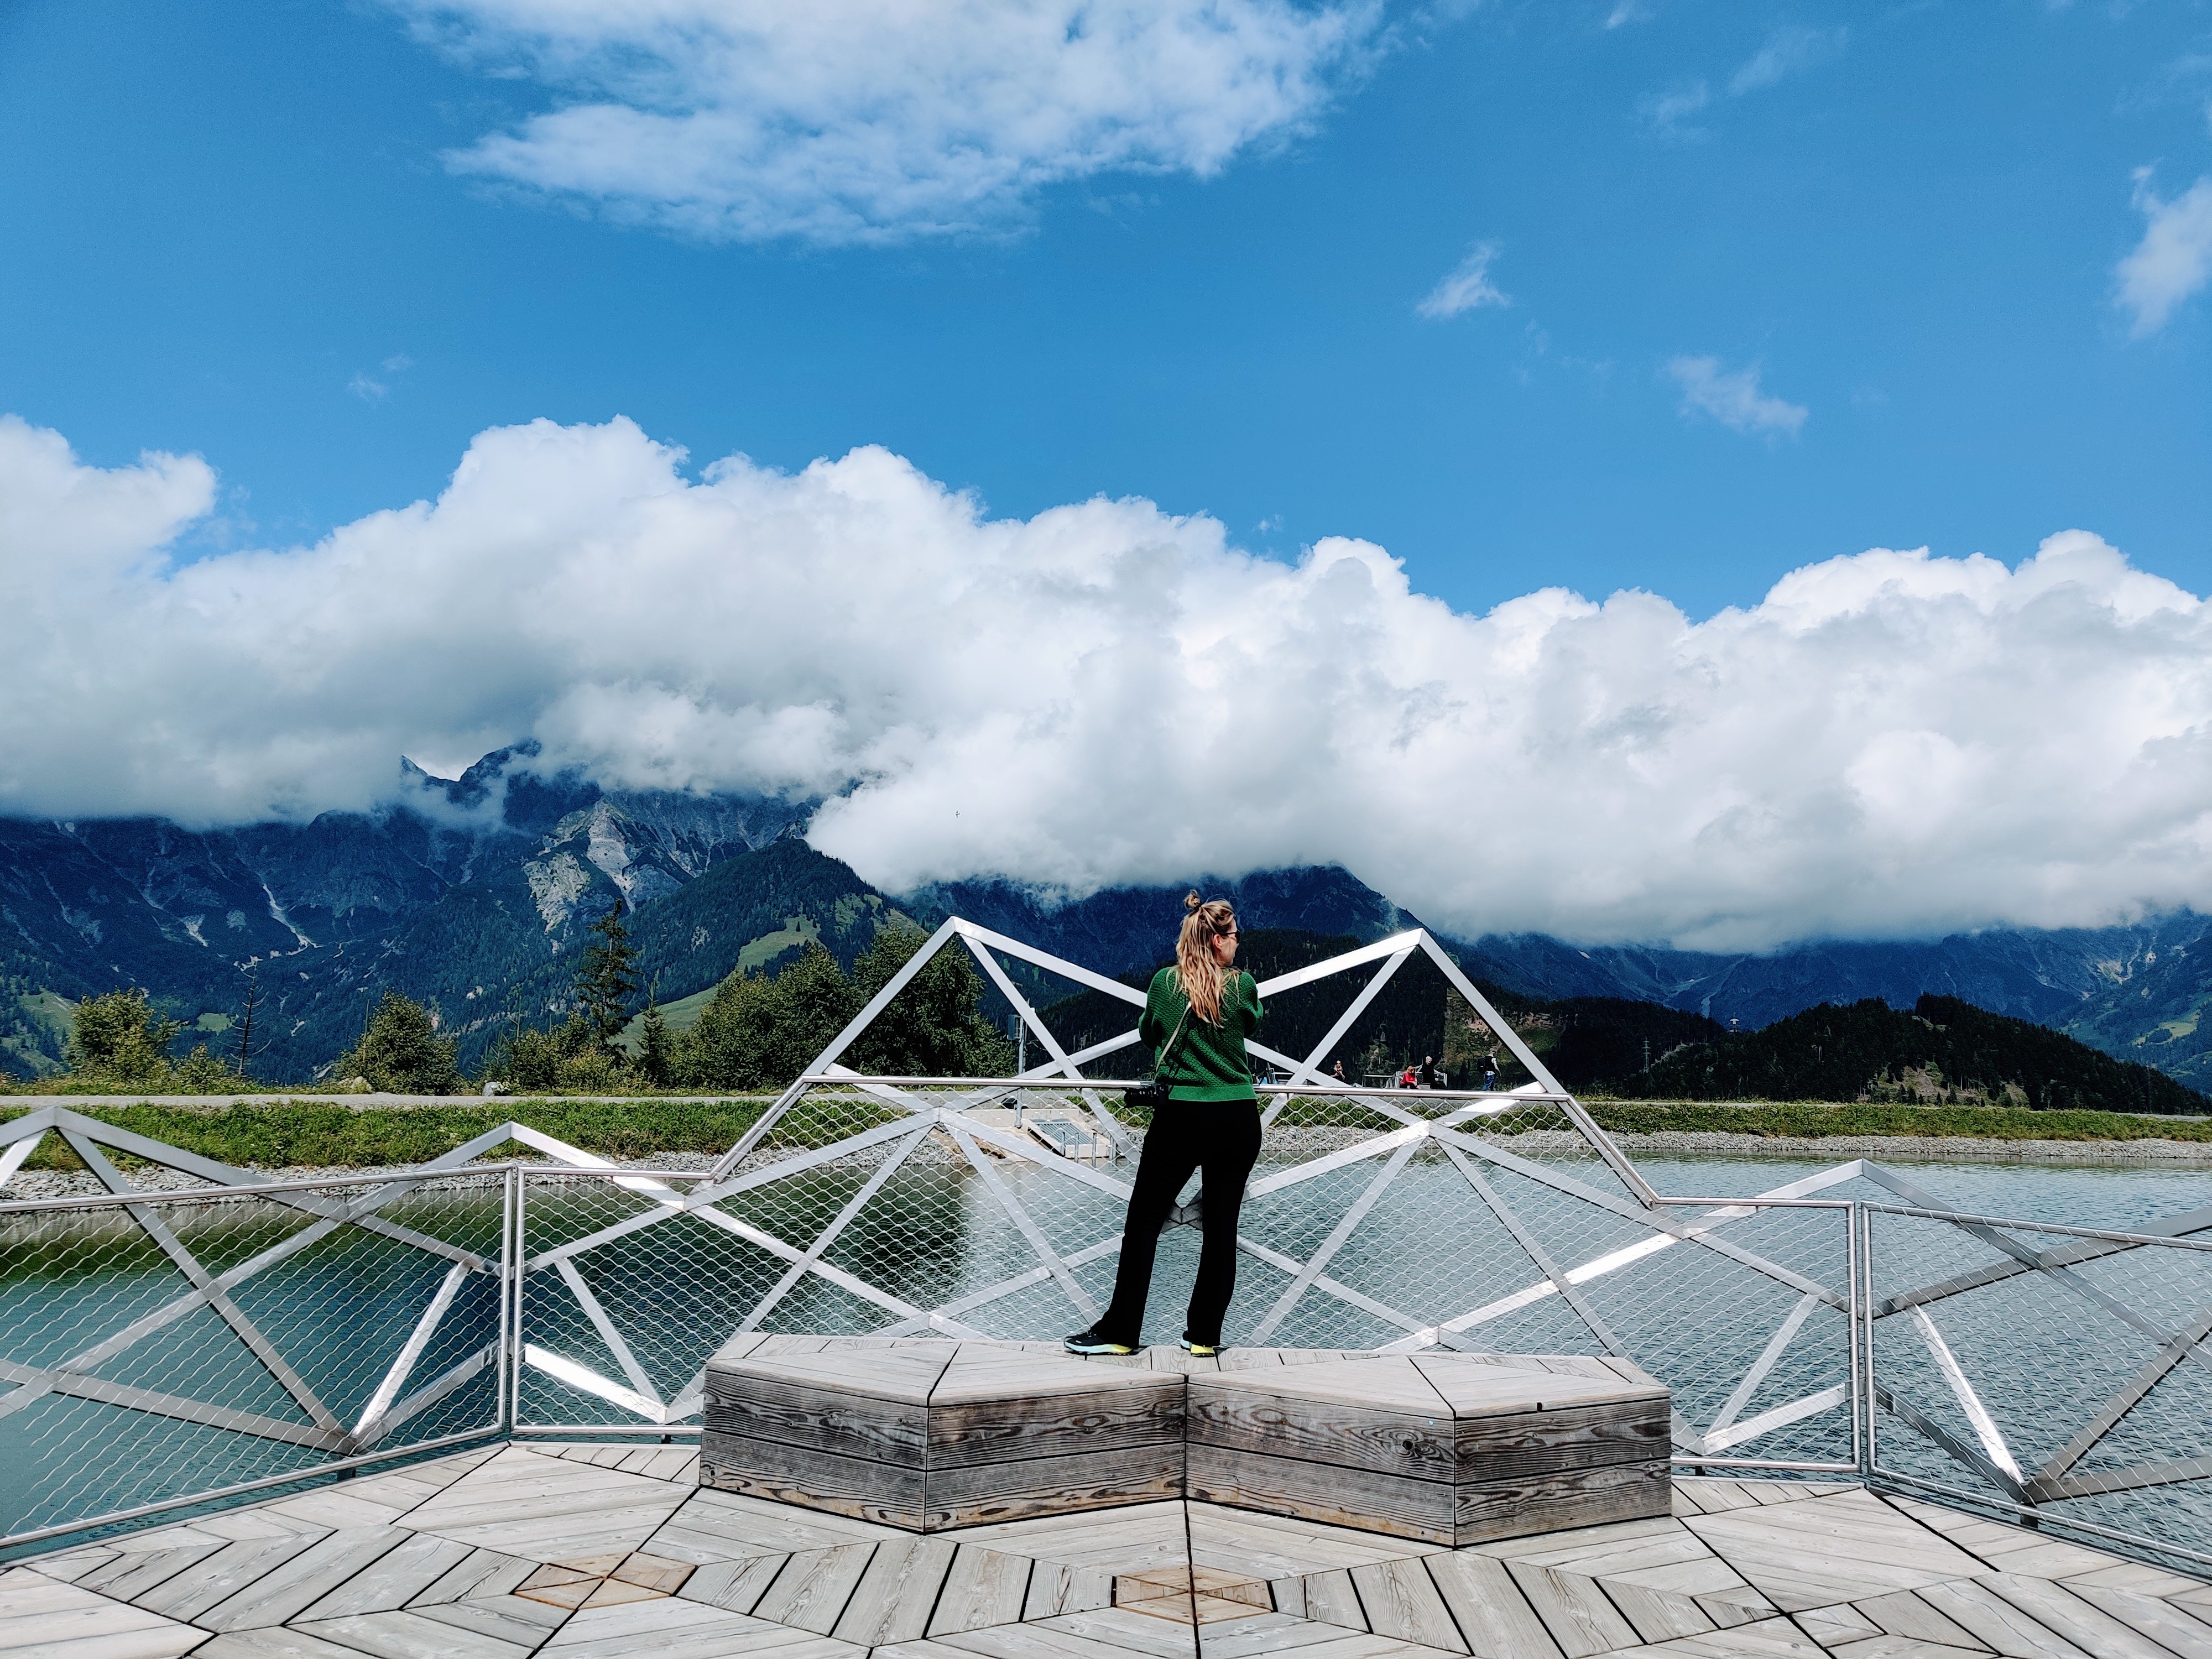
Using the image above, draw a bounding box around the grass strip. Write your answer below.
[4,1094,2208,1173]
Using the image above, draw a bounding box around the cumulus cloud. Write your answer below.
[1728,25,1844,96]
[10,413,2212,950]
[1415,243,1509,319]
[2116,170,2212,337]
[1666,355,1807,437]
[392,0,1381,244]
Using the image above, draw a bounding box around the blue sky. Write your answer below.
[4,0,2208,622]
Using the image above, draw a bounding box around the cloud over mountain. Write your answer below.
[8,411,2212,950]
[397,0,1381,243]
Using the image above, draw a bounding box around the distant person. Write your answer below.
[1398,1064,1417,1090]
[1417,1055,1438,1090]
[1067,893,1263,1360]
[1331,1059,1348,1086]
[1482,1052,1499,1091]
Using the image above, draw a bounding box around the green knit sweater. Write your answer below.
[1139,966,1265,1102]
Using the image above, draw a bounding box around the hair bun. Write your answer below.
[1183,890,1203,914]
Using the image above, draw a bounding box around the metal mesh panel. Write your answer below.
[0,1171,506,1545]
[1867,1203,2212,1571]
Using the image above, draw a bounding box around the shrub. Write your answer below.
[334,992,462,1094]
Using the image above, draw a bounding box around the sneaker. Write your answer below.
[1065,1324,1136,1356]
[1181,1337,1220,1358]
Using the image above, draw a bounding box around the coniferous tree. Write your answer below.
[576,904,641,1056]
[638,989,672,1087]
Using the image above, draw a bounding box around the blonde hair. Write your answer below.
[1175,891,1239,1025]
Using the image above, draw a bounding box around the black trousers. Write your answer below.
[1098,1098,1262,1345]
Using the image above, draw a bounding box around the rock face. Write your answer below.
[0,743,818,1082]
[7,742,2212,1084]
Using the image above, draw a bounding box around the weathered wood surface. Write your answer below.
[703,1339,1186,1533]
[1186,1352,1672,1546]
[13,1439,2212,1659]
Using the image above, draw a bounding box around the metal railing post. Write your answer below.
[508,1166,528,1432]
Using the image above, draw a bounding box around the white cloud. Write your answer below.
[12,413,2212,950]
[1666,354,1807,437]
[1636,79,1709,139]
[393,0,1381,244]
[1415,243,1509,319]
[2116,170,2212,337]
[1728,25,1844,96]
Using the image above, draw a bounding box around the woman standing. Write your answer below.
[1066,893,1264,1359]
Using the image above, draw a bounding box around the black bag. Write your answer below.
[1125,1003,1193,1115]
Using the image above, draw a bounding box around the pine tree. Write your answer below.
[576,904,641,1056]
[638,984,672,1087]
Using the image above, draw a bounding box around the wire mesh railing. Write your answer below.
[1863,1201,2212,1574]
[0,1167,510,1550]
[6,1092,2211,1573]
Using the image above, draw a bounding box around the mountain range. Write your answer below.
[6,744,2212,1087]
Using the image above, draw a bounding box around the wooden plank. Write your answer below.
[1189,1505,1434,1578]
[658,1488,899,1554]
[2065,1584,2212,1659]
[675,1552,790,1614]
[1196,1358,1453,1416]
[704,1370,932,1463]
[1600,1580,1717,1645]
[700,1430,926,1530]
[196,1627,384,1659]
[1021,1560,1116,1621]
[1196,1609,1364,1657]
[197,1526,415,1631]
[1796,1602,1882,1649]
[1410,1356,1666,1417]
[834,1536,961,1646]
[539,1595,852,1658]
[1347,1558,1468,1652]
[1452,1459,1673,1545]
[750,1542,879,1634]
[926,1443,1187,1530]
[1981,1573,2178,1659]
[291,1533,480,1621]
[0,1567,210,1659]
[927,1378,1185,1468]
[18,1547,119,1585]
[1448,1399,1671,1479]
[133,1532,330,1621]
[1914,1579,2097,1659]
[1501,1561,1640,1659]
[1850,1589,1990,1651]
[294,1606,539,1659]
[1300,1568,1368,1630]
[1187,1442,1451,1543]
[1187,1386,1457,1481]
[74,1543,227,1603]
[412,1592,571,1647]
[929,1354,1168,1407]
[931,1545,1034,1635]
[405,1546,536,1606]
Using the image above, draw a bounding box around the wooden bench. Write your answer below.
[700,1339,1186,1531]
[1186,1353,1671,1545]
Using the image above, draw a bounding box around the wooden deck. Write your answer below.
[0,1338,2197,1659]
[6,1437,2210,1659]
